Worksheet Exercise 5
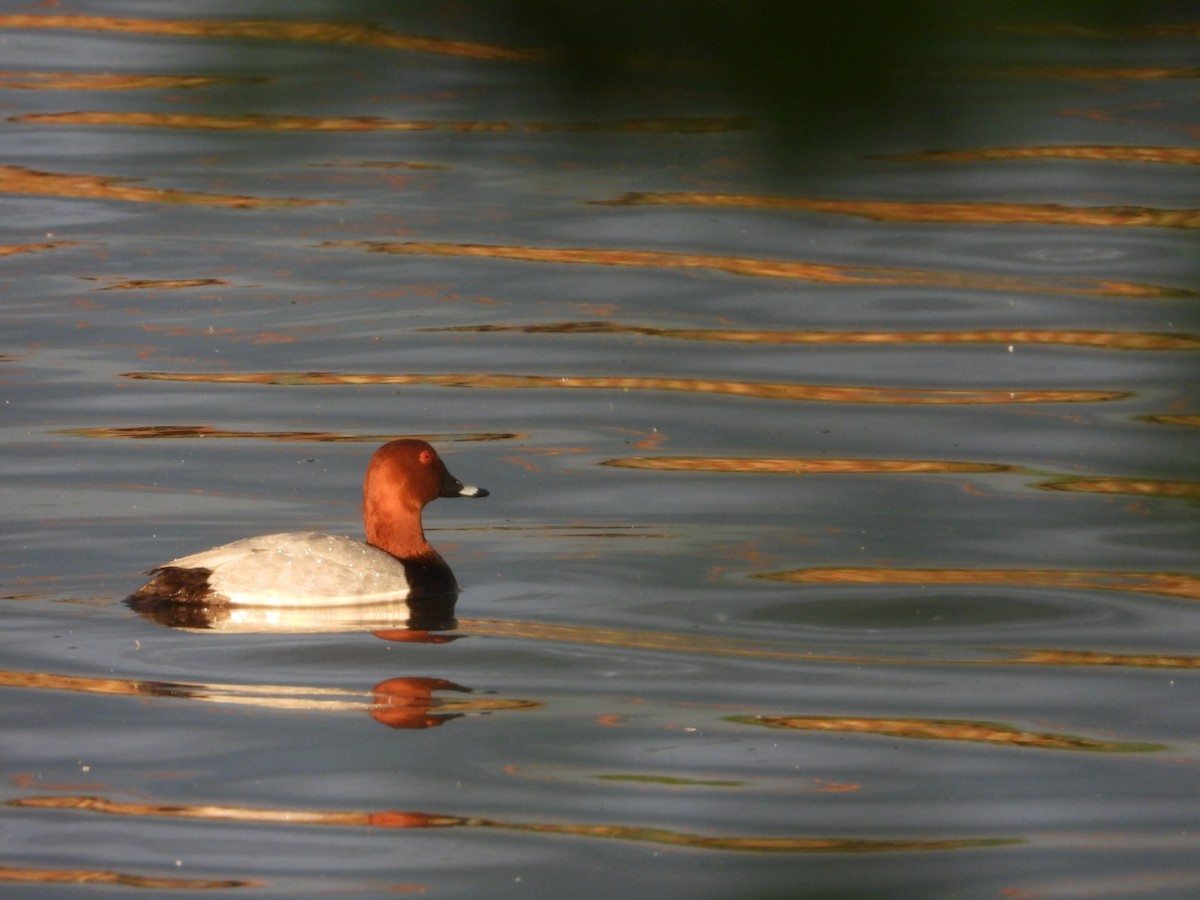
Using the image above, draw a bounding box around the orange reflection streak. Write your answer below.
[428,321,1200,351]
[0,70,262,90]
[0,165,327,208]
[0,15,537,61]
[603,191,1200,230]
[458,620,1200,670]
[758,568,1200,601]
[0,668,368,711]
[0,667,534,719]
[9,795,1016,853]
[1140,414,1200,427]
[603,457,1022,475]
[94,278,228,290]
[0,863,258,889]
[1008,650,1200,669]
[52,425,519,442]
[885,146,1200,165]
[323,240,1194,298]
[1035,477,1200,499]
[118,371,1128,405]
[604,459,1200,501]
[12,112,753,134]
[729,715,1163,752]
[459,619,827,662]
[0,240,87,256]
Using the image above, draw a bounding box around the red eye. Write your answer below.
[419,450,433,464]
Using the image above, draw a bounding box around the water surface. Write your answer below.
[2,4,1198,898]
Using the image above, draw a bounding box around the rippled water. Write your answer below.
[2,5,1198,898]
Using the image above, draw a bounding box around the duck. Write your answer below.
[126,439,488,607]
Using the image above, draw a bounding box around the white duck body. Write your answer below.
[161,531,415,606]
[127,439,487,608]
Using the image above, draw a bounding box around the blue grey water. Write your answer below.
[1,4,1198,898]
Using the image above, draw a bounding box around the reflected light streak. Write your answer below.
[603,191,1200,230]
[1140,414,1200,427]
[324,240,1193,298]
[13,112,753,134]
[0,667,369,711]
[603,456,1022,475]
[0,240,87,256]
[0,863,257,890]
[53,425,519,442]
[93,278,228,290]
[729,715,1163,753]
[758,568,1200,601]
[0,668,533,722]
[885,146,1200,165]
[0,165,327,208]
[458,620,1200,670]
[604,458,1200,502]
[1035,477,1200,499]
[0,14,536,61]
[0,70,264,90]
[119,371,1128,405]
[8,795,1016,854]
[428,321,1200,351]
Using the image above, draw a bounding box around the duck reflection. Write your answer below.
[2,648,537,732]
[370,677,468,729]
[118,589,527,731]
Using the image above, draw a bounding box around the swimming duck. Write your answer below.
[127,439,487,607]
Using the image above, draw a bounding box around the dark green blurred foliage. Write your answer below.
[499,0,1151,149]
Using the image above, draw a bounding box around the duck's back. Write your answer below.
[140,532,421,606]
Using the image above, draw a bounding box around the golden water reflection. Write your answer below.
[13,112,753,134]
[886,146,1200,166]
[1035,477,1200,500]
[604,456,1021,475]
[91,278,228,291]
[8,795,1016,854]
[1141,414,1200,427]
[324,240,1194,298]
[0,165,326,208]
[729,715,1163,753]
[429,321,1200,351]
[120,371,1128,405]
[0,863,257,890]
[602,192,1200,230]
[0,14,536,60]
[602,457,1200,502]
[0,71,264,90]
[0,240,86,257]
[758,568,1200,601]
[458,620,1200,670]
[0,667,535,726]
[54,425,519,442]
